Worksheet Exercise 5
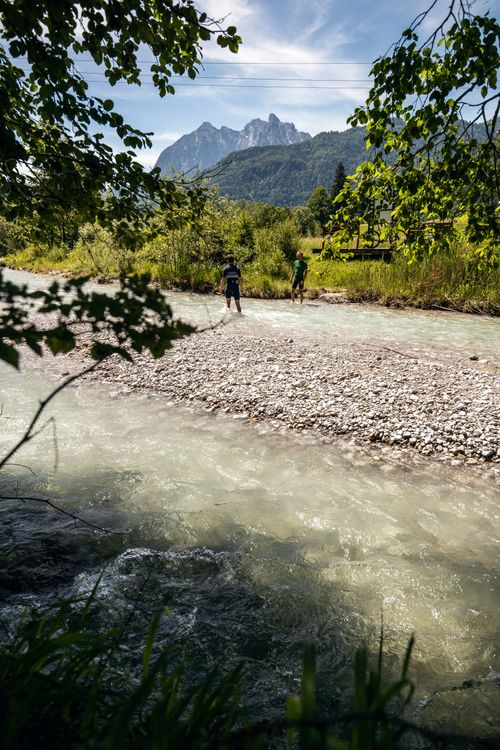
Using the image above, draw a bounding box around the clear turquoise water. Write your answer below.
[0,363,498,737]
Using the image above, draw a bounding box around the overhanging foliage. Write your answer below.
[334,0,499,256]
[0,0,240,243]
[0,1,241,367]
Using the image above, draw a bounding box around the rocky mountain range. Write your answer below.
[155,113,311,175]
[206,120,490,206]
[207,128,371,206]
[156,115,490,206]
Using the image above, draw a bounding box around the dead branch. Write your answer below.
[0,361,100,471]
[0,494,120,535]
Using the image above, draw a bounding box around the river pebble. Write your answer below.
[78,329,499,468]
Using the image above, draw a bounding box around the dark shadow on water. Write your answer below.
[0,469,361,722]
[1,465,499,742]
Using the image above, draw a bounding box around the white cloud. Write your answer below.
[198,0,257,27]
[88,84,158,102]
[134,149,161,168]
[197,0,348,67]
[111,145,160,169]
[283,109,354,136]
[162,0,371,145]
[289,0,332,44]
[89,0,418,167]
[151,130,183,142]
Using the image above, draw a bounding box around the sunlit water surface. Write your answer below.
[5,267,500,360]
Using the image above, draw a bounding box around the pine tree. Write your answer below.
[330,162,347,202]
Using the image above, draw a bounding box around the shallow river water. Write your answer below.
[1,269,499,741]
[6,266,500,360]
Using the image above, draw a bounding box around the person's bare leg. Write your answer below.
[291,287,295,303]
[236,299,242,313]
[299,287,304,304]
[226,296,231,309]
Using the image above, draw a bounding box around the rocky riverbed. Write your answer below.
[67,325,500,470]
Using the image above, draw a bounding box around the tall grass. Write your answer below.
[298,236,324,253]
[306,251,500,313]
[2,594,483,750]
[243,271,290,299]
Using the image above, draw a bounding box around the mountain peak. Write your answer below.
[155,115,311,174]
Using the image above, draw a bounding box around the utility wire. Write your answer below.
[195,61,374,65]
[134,60,374,65]
[13,65,372,83]
[197,60,374,65]
[79,73,373,82]
[82,80,371,89]
[12,63,372,89]
[7,55,374,65]
[192,76,371,81]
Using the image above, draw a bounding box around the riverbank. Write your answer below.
[4,240,500,315]
[304,252,500,316]
[64,325,499,471]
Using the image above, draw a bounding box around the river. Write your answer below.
[1,269,499,741]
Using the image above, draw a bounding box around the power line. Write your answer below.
[78,72,372,82]
[197,61,374,65]
[144,60,374,65]
[11,63,373,88]
[10,57,374,89]
[188,75,371,81]
[7,54,374,66]
[13,64,372,83]
[192,76,372,82]
[82,79,371,89]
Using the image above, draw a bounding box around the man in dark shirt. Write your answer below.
[290,251,308,304]
[220,255,243,312]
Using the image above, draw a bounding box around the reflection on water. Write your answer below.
[0,366,499,736]
[5,267,500,359]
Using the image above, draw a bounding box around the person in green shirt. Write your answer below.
[290,251,308,304]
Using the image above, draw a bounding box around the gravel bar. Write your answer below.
[77,328,500,468]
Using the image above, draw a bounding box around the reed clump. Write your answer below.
[2,593,479,750]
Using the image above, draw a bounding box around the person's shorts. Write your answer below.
[225,284,240,300]
[292,277,304,290]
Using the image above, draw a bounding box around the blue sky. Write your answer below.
[82,0,499,167]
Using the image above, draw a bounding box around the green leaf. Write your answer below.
[0,0,239,236]
[143,609,163,678]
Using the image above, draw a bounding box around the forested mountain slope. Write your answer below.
[208,122,489,206]
[208,127,370,205]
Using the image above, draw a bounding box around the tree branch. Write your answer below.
[0,360,101,471]
[0,493,119,534]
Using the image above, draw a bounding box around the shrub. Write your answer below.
[69,224,134,277]
[252,227,289,277]
[0,217,27,256]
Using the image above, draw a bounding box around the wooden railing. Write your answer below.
[315,219,453,260]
